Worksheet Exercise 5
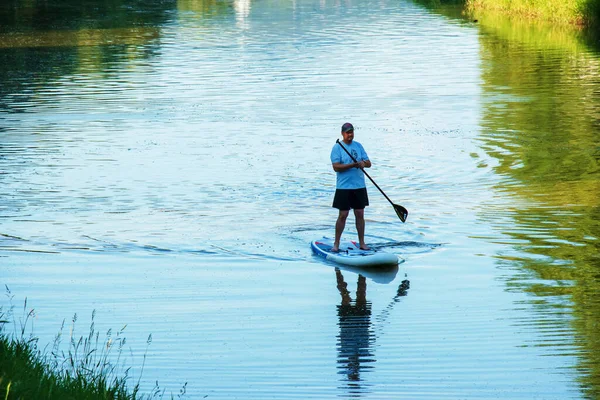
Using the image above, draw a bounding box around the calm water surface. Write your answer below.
[1,0,600,398]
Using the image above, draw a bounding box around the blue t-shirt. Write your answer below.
[330,141,369,189]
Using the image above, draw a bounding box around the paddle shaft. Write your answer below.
[335,139,396,207]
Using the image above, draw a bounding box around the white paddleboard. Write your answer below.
[311,238,399,267]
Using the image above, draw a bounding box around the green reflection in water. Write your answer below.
[0,0,244,108]
[0,0,176,33]
[177,0,236,16]
[415,1,600,396]
[0,0,177,110]
[475,11,600,399]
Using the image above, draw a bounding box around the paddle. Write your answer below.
[336,139,408,222]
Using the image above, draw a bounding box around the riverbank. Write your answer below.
[466,0,600,26]
[0,302,178,400]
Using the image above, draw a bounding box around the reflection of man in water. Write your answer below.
[335,268,411,394]
[335,268,375,384]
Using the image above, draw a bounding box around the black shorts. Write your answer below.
[332,188,369,211]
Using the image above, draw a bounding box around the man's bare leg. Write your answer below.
[333,210,349,251]
[354,208,369,250]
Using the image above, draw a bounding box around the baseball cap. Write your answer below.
[341,122,354,133]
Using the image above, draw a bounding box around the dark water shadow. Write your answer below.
[0,233,221,257]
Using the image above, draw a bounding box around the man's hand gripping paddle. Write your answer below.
[336,139,408,222]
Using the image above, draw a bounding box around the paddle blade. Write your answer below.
[394,204,408,223]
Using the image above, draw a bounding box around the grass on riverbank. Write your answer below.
[467,0,600,26]
[0,294,183,399]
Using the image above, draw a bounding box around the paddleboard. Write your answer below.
[311,238,399,267]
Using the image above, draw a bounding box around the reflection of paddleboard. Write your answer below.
[311,238,399,267]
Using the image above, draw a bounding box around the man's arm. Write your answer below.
[332,159,371,172]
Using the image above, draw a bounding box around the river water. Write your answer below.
[1,0,600,398]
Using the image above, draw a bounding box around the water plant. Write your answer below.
[0,286,185,399]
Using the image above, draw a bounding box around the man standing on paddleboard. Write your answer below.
[331,122,372,252]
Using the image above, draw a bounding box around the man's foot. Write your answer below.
[359,245,370,251]
[331,243,340,252]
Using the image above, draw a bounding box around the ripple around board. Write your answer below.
[0,224,441,276]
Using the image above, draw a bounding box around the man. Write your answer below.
[330,122,371,252]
